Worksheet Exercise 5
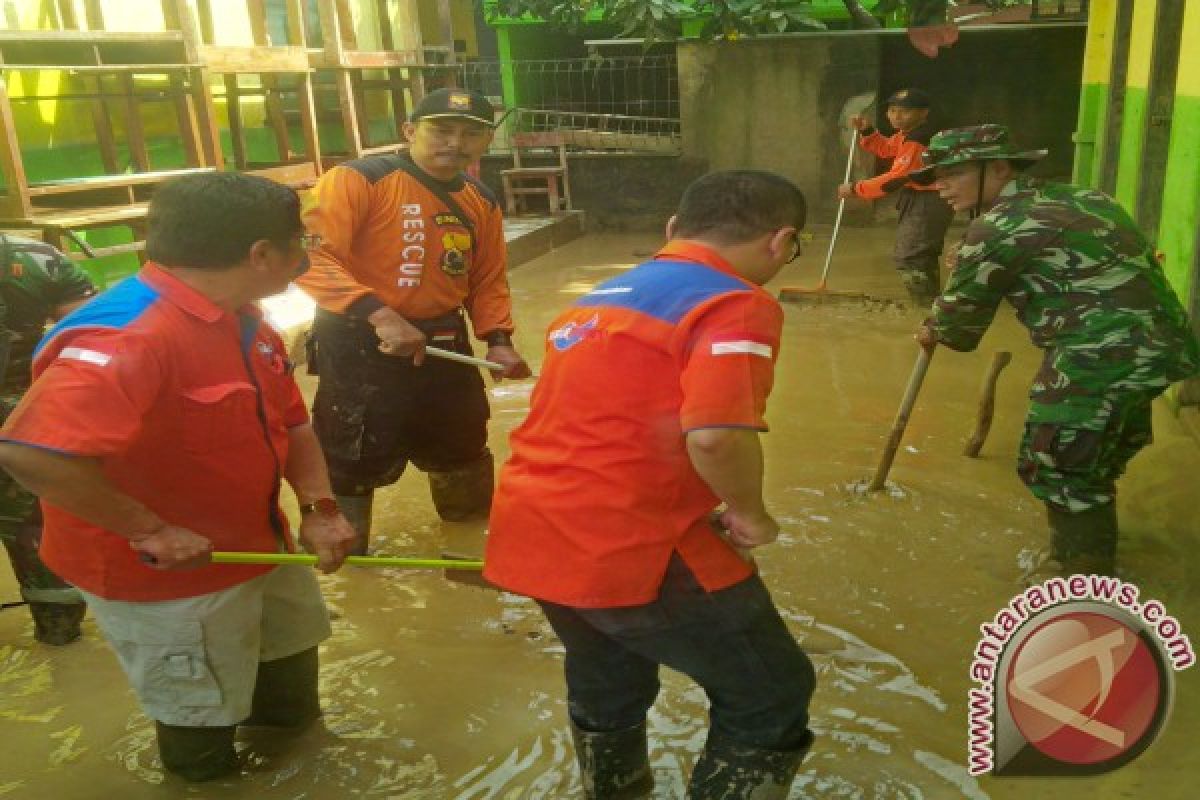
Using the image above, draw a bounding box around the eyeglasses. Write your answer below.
[786,232,803,264]
[299,233,323,251]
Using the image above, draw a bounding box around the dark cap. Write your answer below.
[410,88,496,127]
[885,88,931,109]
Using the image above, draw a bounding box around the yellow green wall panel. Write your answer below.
[1072,0,1118,185]
[1156,2,1200,296]
[1113,1,1157,209]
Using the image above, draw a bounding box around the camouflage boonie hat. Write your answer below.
[911,124,1047,178]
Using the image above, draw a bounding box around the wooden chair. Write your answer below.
[500,131,571,216]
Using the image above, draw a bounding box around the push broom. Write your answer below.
[779,92,880,306]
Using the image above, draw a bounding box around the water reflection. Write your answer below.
[1,232,1197,798]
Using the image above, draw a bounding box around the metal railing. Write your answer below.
[446,54,681,154]
[504,107,680,154]
[1030,0,1089,20]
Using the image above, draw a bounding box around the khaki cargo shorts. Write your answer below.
[80,565,331,727]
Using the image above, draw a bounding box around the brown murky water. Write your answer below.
[3,228,1199,798]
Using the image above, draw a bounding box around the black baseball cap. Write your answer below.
[885,88,932,109]
[410,88,497,127]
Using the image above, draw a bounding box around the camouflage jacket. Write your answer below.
[0,235,95,397]
[930,176,1200,421]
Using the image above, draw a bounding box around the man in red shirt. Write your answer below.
[485,171,816,799]
[837,88,954,305]
[0,173,356,781]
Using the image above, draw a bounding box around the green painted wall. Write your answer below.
[1158,92,1200,293]
[1072,82,1106,186]
[1112,85,1147,209]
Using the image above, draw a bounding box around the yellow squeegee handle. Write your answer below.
[210,552,484,570]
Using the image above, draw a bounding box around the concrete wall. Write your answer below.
[479,153,708,231]
[880,26,1086,180]
[677,36,879,223]
[676,27,1085,223]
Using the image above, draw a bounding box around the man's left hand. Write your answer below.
[836,183,857,200]
[298,513,356,573]
[485,345,532,381]
[915,323,939,352]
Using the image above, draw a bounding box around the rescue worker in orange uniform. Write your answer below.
[299,88,531,550]
[485,171,816,799]
[837,88,955,305]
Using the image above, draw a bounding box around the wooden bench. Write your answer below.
[0,167,215,261]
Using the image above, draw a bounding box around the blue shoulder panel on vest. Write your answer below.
[575,260,748,324]
[35,276,159,357]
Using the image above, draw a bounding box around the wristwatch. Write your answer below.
[299,497,340,517]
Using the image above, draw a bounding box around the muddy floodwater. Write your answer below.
[3,228,1199,799]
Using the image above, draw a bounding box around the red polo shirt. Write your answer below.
[484,242,782,607]
[0,264,307,601]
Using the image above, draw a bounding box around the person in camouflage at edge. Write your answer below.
[913,124,1200,577]
[0,234,96,643]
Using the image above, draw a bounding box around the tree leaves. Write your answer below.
[487,0,826,42]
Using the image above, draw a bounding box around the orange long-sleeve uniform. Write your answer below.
[298,154,514,339]
[852,126,940,200]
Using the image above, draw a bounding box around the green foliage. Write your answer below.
[487,0,825,43]
[487,0,1039,39]
[871,0,946,26]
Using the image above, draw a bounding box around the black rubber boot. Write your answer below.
[155,721,239,781]
[687,731,812,800]
[29,601,86,646]
[1047,503,1119,576]
[570,719,654,800]
[335,492,373,555]
[899,266,939,308]
[428,451,495,522]
[2,518,86,645]
[245,646,321,728]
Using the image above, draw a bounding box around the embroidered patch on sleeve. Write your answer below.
[710,340,772,358]
[60,347,112,366]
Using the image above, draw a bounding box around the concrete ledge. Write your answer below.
[505,210,586,268]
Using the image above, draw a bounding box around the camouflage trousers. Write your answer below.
[0,394,81,605]
[1017,391,1155,513]
[894,188,955,303]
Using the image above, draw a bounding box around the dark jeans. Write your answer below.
[894,188,955,298]
[310,308,490,495]
[538,555,815,752]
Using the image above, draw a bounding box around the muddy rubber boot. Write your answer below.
[1047,503,1118,576]
[244,646,321,728]
[335,492,374,555]
[428,451,495,522]
[155,722,239,782]
[3,519,87,645]
[28,601,86,646]
[570,720,654,800]
[687,731,812,800]
[900,268,939,309]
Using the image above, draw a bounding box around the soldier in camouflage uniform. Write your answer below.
[912,125,1200,576]
[0,234,96,643]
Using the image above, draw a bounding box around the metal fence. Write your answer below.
[1030,0,1089,20]
[447,54,681,154]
